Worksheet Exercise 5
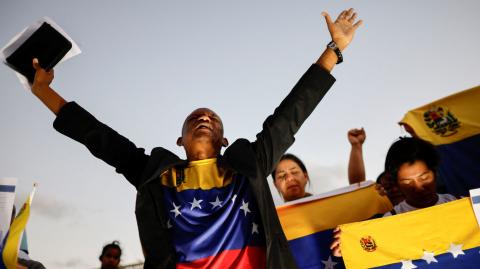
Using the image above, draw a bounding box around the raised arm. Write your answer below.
[30,58,67,115]
[253,8,363,176]
[29,58,149,188]
[347,128,366,184]
[316,8,363,72]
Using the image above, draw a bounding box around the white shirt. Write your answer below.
[383,193,457,216]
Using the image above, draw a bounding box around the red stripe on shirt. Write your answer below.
[176,246,266,269]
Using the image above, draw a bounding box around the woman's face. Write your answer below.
[274,159,309,202]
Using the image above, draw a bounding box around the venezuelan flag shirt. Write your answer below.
[160,158,266,268]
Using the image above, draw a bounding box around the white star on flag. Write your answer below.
[189,197,203,210]
[240,200,251,216]
[400,260,417,269]
[448,243,465,258]
[321,255,337,269]
[210,196,222,209]
[421,251,437,264]
[231,194,237,203]
[170,202,182,218]
[252,222,259,234]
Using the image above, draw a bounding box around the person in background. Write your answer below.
[347,128,366,184]
[383,136,456,216]
[272,128,367,202]
[99,241,122,269]
[330,136,457,256]
[272,153,311,202]
[347,128,405,205]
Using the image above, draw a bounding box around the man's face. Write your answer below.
[396,160,437,208]
[274,159,308,202]
[179,108,225,155]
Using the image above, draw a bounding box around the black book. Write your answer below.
[5,22,72,83]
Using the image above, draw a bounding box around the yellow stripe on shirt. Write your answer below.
[160,158,233,191]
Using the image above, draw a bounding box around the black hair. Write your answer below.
[384,136,439,184]
[99,240,122,261]
[375,171,386,184]
[271,153,308,182]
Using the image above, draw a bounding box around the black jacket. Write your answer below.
[53,64,335,269]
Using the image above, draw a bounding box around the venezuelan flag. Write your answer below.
[1,185,35,269]
[399,86,480,196]
[160,158,265,268]
[276,181,392,269]
[340,197,480,268]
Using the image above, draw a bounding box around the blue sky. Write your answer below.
[1,1,479,268]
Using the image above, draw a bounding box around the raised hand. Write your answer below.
[348,128,366,146]
[31,58,54,91]
[29,58,66,115]
[322,8,363,51]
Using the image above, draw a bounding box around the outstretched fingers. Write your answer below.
[348,12,357,23]
[353,19,364,30]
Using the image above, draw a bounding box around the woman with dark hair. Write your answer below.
[99,241,122,269]
[330,136,457,256]
[272,128,368,202]
[271,153,312,202]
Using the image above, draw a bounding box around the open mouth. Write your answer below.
[195,123,212,131]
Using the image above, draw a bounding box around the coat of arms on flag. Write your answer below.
[399,85,480,197]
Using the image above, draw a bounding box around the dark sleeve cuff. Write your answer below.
[306,63,336,89]
[53,101,103,144]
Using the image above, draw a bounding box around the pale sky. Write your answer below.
[1,1,479,268]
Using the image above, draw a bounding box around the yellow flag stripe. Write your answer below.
[2,200,31,269]
[400,86,480,145]
[277,184,392,240]
[340,198,480,268]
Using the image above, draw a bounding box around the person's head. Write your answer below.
[99,241,122,269]
[384,137,439,208]
[376,171,404,205]
[272,154,310,202]
[177,108,229,161]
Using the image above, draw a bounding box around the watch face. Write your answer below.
[328,41,337,50]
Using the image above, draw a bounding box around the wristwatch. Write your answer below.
[327,41,343,64]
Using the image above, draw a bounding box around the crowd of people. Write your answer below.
[7,6,467,269]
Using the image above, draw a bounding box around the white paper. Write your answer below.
[469,188,480,227]
[0,16,81,89]
[0,177,17,243]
